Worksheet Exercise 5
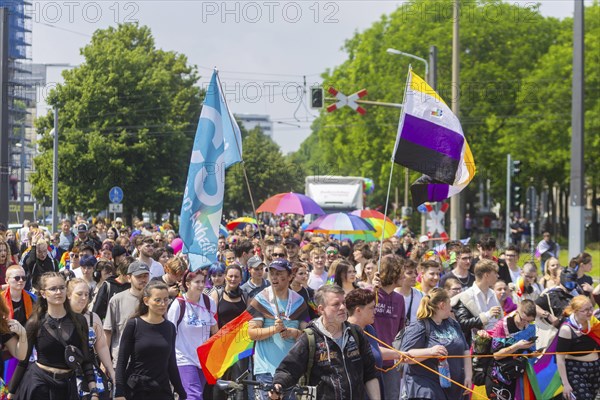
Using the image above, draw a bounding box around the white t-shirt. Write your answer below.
[166,295,217,368]
[402,287,424,325]
[144,258,165,279]
[307,271,328,291]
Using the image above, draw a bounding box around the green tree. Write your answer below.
[31,23,201,222]
[295,0,562,211]
[224,127,305,215]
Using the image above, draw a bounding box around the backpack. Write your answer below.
[393,316,431,351]
[173,295,212,330]
[299,324,361,386]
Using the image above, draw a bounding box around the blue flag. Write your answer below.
[179,71,242,270]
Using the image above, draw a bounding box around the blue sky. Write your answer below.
[31,0,585,153]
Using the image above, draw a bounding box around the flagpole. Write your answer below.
[215,70,263,241]
[378,66,412,272]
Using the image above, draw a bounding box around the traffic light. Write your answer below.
[310,87,323,108]
[511,182,522,211]
[511,160,521,177]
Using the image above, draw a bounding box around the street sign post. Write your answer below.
[109,186,123,204]
[109,187,123,221]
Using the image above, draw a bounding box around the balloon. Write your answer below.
[363,178,375,195]
[171,238,183,254]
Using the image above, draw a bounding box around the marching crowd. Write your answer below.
[0,217,599,400]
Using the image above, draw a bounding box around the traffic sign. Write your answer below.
[109,203,123,213]
[326,87,368,115]
[109,186,124,203]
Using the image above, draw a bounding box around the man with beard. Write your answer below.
[137,236,164,279]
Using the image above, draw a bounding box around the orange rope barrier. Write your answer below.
[363,330,489,400]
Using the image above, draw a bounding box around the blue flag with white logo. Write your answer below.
[179,70,242,270]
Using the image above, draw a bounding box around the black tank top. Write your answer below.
[217,295,246,328]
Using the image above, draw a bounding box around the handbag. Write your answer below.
[535,293,558,351]
[45,316,85,372]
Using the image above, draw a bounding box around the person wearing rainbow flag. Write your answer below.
[557,295,600,400]
[248,259,308,400]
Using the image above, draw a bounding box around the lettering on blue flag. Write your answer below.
[179,71,242,270]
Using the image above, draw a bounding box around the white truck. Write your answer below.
[305,176,365,215]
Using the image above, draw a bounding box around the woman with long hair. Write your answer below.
[358,259,377,290]
[557,295,600,400]
[0,291,27,394]
[8,272,97,399]
[167,270,217,400]
[210,264,248,400]
[0,239,17,290]
[332,260,359,294]
[353,242,373,278]
[539,257,560,290]
[67,278,115,399]
[114,281,186,400]
[400,288,471,400]
[290,262,318,321]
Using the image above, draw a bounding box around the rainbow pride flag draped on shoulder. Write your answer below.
[515,315,600,399]
[392,70,476,207]
[197,310,254,384]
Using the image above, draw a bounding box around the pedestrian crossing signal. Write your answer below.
[310,87,323,108]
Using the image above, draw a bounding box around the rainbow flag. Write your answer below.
[392,70,476,207]
[197,310,254,384]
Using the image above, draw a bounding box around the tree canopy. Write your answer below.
[31,23,201,220]
[294,0,599,218]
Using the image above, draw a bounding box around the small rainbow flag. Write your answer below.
[197,310,254,384]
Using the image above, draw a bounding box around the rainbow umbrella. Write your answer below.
[305,213,375,234]
[341,210,397,242]
[226,217,257,231]
[351,209,388,220]
[257,192,325,215]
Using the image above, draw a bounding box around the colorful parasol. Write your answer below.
[257,192,324,216]
[226,217,257,231]
[305,213,375,234]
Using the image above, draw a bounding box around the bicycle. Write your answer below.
[215,370,317,400]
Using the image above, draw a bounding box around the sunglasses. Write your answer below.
[11,275,27,282]
[272,253,286,258]
[326,250,338,255]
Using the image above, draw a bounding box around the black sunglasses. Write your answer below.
[12,275,27,281]
[272,253,286,258]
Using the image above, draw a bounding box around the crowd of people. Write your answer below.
[0,216,599,400]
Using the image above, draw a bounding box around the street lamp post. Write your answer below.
[386,48,429,78]
[51,108,58,233]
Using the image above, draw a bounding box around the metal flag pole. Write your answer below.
[378,66,412,273]
[215,69,263,241]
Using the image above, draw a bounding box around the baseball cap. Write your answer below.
[419,235,429,244]
[127,260,150,276]
[284,238,300,247]
[77,223,88,233]
[247,255,265,269]
[115,217,124,223]
[269,259,292,272]
[80,255,97,268]
[112,244,128,259]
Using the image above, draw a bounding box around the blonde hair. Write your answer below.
[416,287,450,320]
[563,295,593,318]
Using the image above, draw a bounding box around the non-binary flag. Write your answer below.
[392,70,476,207]
[179,70,242,270]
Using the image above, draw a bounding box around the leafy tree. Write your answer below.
[224,127,305,215]
[295,0,562,211]
[30,23,201,222]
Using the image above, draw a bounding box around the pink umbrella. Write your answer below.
[257,192,324,215]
